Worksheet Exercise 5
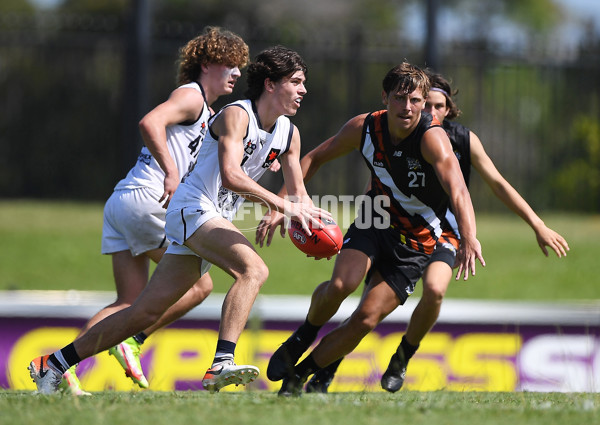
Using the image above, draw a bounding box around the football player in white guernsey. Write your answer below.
[29,46,331,395]
[50,27,249,395]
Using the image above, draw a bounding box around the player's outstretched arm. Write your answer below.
[255,115,365,247]
[469,132,569,258]
[423,127,485,280]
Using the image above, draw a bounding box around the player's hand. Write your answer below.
[268,159,281,173]
[256,210,286,247]
[284,200,333,236]
[455,235,485,281]
[160,173,180,209]
[535,226,569,258]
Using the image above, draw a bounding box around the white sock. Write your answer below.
[213,353,234,367]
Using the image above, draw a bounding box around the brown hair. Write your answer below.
[244,45,307,101]
[176,26,249,86]
[425,70,462,120]
[382,62,430,99]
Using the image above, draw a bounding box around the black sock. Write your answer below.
[48,343,81,374]
[294,353,320,378]
[47,354,66,374]
[400,335,419,361]
[295,318,321,344]
[214,339,236,363]
[133,332,148,345]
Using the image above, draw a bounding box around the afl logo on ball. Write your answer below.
[292,231,306,244]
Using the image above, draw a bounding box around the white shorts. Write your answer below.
[164,185,226,275]
[101,187,169,256]
[164,185,224,246]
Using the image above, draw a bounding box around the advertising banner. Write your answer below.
[2,291,599,393]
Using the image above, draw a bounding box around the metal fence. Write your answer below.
[1,9,598,211]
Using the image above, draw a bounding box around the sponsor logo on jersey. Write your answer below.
[406,157,422,171]
[138,153,152,165]
[262,148,281,168]
[244,141,257,155]
[373,151,385,167]
[217,186,240,213]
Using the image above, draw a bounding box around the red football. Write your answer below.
[288,216,344,258]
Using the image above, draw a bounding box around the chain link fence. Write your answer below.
[1,9,598,211]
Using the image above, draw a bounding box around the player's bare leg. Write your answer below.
[142,273,213,335]
[182,217,264,391]
[306,249,371,325]
[404,261,452,345]
[77,250,152,335]
[108,270,214,388]
[71,254,207,360]
[307,261,454,393]
[311,276,399,367]
[268,250,370,381]
[279,276,399,396]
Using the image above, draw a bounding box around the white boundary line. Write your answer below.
[0,290,598,326]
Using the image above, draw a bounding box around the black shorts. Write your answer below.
[342,222,430,304]
[429,240,458,268]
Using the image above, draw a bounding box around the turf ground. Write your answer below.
[0,390,598,425]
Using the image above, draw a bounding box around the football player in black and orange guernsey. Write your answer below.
[256,62,485,396]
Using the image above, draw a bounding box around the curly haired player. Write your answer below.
[28,45,331,395]
[43,27,249,395]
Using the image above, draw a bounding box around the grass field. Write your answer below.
[0,390,598,425]
[0,200,598,300]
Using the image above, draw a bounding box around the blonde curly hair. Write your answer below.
[176,26,249,86]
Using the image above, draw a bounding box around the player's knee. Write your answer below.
[188,283,212,303]
[327,278,358,299]
[191,275,213,300]
[422,284,446,305]
[349,310,379,335]
[241,260,269,288]
[130,307,162,330]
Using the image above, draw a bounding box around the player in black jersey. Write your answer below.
[305,71,570,394]
[257,62,485,396]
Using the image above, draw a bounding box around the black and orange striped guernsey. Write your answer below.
[358,110,452,254]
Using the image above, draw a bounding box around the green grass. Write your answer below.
[0,200,597,301]
[0,391,598,425]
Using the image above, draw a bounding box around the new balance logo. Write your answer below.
[393,151,403,157]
